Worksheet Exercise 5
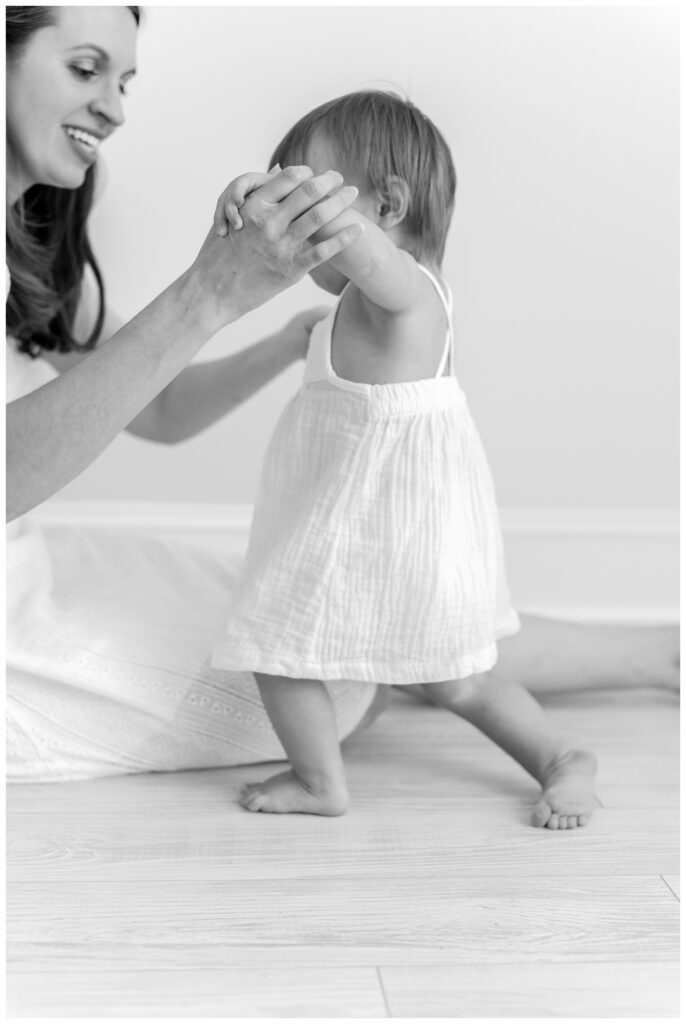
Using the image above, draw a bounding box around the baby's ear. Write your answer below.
[379,176,411,230]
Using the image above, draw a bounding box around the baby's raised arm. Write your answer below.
[309,205,423,315]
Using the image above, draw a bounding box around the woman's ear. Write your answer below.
[378,175,411,230]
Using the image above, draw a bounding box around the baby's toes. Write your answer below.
[532,800,552,828]
[546,813,560,830]
[240,784,267,812]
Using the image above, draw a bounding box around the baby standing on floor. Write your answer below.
[211,91,598,827]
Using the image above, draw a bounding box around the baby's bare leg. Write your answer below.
[423,675,598,830]
[240,674,349,816]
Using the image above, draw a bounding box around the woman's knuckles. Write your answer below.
[306,204,324,229]
[301,178,323,202]
[284,165,312,184]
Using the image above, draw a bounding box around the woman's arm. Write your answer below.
[45,276,326,444]
[127,308,326,443]
[7,167,360,522]
[7,273,219,520]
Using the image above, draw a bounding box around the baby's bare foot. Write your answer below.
[239,769,349,816]
[532,749,598,830]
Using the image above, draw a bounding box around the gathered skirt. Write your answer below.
[213,379,521,684]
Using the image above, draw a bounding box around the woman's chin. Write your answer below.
[43,158,92,190]
[60,165,91,188]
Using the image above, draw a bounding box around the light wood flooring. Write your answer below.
[6,685,680,1017]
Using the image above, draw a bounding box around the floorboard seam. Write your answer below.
[376,967,392,1018]
[659,875,680,902]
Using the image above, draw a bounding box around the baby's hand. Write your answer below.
[213,165,281,236]
[283,305,332,360]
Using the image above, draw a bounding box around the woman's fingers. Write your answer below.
[249,165,315,204]
[299,222,365,272]
[277,169,346,222]
[237,167,355,241]
[239,169,358,244]
[289,186,359,244]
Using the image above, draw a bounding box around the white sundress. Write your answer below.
[212,265,520,685]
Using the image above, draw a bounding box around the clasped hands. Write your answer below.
[192,163,362,326]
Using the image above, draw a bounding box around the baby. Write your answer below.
[211,91,598,829]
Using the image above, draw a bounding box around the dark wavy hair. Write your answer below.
[5,6,140,358]
[270,90,457,267]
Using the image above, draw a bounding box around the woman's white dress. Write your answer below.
[5,338,376,783]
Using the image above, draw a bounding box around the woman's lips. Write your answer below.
[63,125,101,161]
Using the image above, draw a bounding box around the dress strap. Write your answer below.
[416,264,454,377]
[303,306,337,385]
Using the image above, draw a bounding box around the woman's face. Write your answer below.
[6,6,137,202]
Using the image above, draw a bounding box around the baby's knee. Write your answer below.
[424,676,479,710]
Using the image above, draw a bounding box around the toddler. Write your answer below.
[211,91,598,828]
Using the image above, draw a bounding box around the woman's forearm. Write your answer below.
[128,330,302,444]
[6,271,230,522]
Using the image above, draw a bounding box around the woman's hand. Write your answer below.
[188,166,363,332]
[279,305,331,361]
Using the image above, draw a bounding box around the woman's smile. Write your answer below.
[63,124,105,163]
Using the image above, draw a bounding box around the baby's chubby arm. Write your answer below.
[308,206,423,315]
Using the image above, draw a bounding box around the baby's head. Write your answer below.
[270,90,456,292]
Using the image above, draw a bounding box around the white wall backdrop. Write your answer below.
[54,4,679,512]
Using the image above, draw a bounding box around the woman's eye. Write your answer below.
[70,65,97,82]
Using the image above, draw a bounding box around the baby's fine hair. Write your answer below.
[270,90,457,266]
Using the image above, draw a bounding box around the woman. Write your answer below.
[6,6,678,783]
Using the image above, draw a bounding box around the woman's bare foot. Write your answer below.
[239,768,350,816]
[532,749,599,829]
[629,625,680,693]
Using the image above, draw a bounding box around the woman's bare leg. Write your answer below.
[490,614,679,696]
[395,615,679,714]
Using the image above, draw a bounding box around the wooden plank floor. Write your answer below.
[6,686,679,1017]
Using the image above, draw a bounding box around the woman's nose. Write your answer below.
[88,83,125,128]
